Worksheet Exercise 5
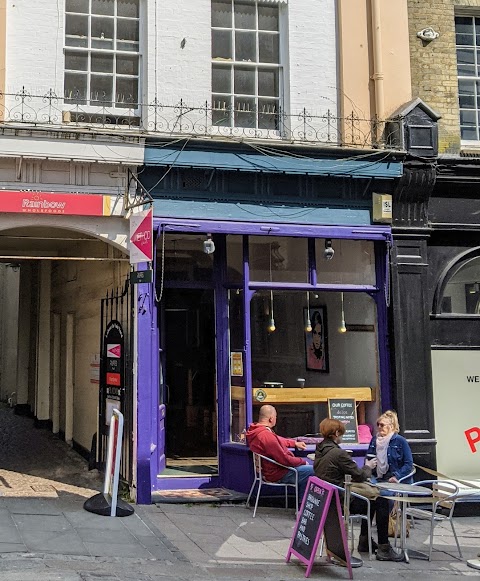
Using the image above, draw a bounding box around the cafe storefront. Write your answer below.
[134,143,403,503]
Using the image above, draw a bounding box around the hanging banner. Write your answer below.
[129,208,153,264]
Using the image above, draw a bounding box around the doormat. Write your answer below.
[152,487,247,504]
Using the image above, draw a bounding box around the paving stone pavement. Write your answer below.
[1,405,480,579]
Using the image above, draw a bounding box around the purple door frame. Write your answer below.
[134,218,392,503]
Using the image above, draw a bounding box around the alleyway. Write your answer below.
[0,404,103,499]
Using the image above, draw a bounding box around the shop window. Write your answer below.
[250,290,379,436]
[440,256,480,314]
[160,234,213,283]
[249,236,308,283]
[227,235,243,283]
[211,0,282,130]
[229,289,246,442]
[315,238,375,285]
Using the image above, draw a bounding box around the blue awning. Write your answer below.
[145,147,403,179]
[153,198,372,227]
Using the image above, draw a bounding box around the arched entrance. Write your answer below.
[0,219,133,488]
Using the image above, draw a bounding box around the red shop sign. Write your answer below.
[0,190,110,216]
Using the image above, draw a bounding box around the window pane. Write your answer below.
[212,29,232,59]
[460,109,476,125]
[116,76,138,105]
[234,66,255,94]
[212,0,232,27]
[249,237,309,283]
[234,1,255,29]
[457,48,475,64]
[461,125,478,140]
[65,14,88,38]
[315,239,376,285]
[90,75,113,104]
[459,94,475,108]
[117,18,139,42]
[212,95,232,126]
[118,0,139,18]
[258,68,278,96]
[258,98,279,130]
[91,52,113,73]
[456,16,474,45]
[459,79,475,96]
[162,234,213,282]
[234,97,255,127]
[65,51,88,71]
[116,54,139,75]
[258,5,278,31]
[64,72,87,102]
[235,31,256,61]
[92,0,114,15]
[91,16,114,49]
[66,0,89,13]
[442,257,480,313]
[459,64,476,76]
[212,65,231,93]
[259,33,279,63]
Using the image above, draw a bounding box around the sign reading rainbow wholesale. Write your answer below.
[0,190,111,216]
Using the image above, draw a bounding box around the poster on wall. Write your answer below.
[431,349,480,479]
[304,307,329,373]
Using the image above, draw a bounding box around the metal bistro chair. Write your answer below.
[405,480,463,561]
[331,479,374,560]
[245,452,299,517]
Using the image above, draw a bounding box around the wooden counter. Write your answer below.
[231,386,374,404]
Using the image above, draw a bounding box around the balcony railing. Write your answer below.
[0,88,402,150]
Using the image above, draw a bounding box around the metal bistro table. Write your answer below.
[376,482,434,564]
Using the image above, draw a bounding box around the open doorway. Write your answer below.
[161,289,217,477]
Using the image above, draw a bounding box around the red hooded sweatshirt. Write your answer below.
[246,423,306,482]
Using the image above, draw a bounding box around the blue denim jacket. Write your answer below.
[367,433,414,482]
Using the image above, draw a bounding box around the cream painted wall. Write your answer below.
[338,0,412,123]
[52,255,129,451]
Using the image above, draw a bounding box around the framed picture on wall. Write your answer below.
[304,306,329,373]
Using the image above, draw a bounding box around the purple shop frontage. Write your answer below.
[134,214,394,504]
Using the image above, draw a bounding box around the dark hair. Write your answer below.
[311,310,322,328]
[319,418,345,439]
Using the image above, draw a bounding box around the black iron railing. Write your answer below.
[0,88,401,149]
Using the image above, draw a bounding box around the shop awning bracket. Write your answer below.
[125,169,154,211]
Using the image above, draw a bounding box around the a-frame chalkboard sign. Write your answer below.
[286,476,352,579]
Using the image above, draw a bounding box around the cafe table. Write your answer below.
[376,482,434,564]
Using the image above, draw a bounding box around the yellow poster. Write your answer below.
[231,352,243,377]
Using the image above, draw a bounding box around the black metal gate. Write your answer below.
[98,278,134,486]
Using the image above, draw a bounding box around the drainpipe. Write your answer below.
[371,0,385,140]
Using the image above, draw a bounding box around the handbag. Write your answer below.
[350,481,380,500]
[388,503,410,538]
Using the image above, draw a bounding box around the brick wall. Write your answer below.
[408,0,480,153]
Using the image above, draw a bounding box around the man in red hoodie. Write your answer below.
[246,405,314,504]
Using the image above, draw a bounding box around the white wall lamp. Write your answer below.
[305,292,312,333]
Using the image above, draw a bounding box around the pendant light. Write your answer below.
[267,243,276,332]
[268,290,276,332]
[305,291,312,332]
[339,292,347,333]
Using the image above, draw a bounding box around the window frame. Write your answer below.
[211,0,284,131]
[64,0,141,114]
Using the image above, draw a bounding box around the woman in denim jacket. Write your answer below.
[367,410,414,484]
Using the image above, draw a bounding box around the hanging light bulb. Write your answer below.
[268,289,276,332]
[339,292,347,333]
[305,291,312,332]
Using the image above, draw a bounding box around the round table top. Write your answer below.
[375,482,432,496]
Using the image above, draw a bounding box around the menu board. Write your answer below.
[286,477,352,579]
[328,398,358,444]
